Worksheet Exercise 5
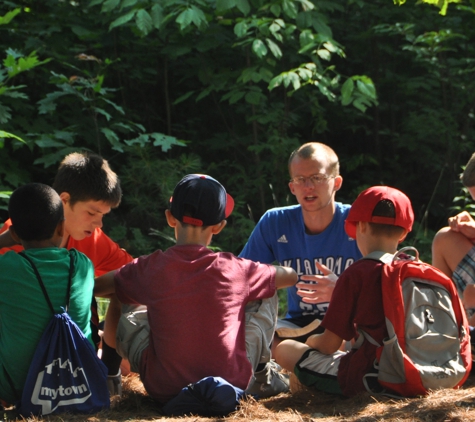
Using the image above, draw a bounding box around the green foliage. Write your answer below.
[1,0,474,263]
[393,0,463,15]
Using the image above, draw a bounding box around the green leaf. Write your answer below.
[356,79,377,99]
[151,4,164,29]
[235,0,251,15]
[150,133,186,152]
[353,97,369,113]
[101,0,121,13]
[174,90,195,105]
[101,98,125,115]
[297,0,315,11]
[0,8,21,26]
[259,67,274,82]
[252,39,268,58]
[109,9,137,30]
[282,0,298,19]
[189,5,207,28]
[120,0,138,9]
[94,107,112,121]
[136,9,153,35]
[283,72,300,90]
[312,17,332,38]
[101,128,123,152]
[216,0,236,12]
[268,74,283,90]
[245,90,262,105]
[234,21,248,37]
[266,38,282,59]
[317,49,331,60]
[0,104,12,124]
[176,8,193,31]
[341,78,354,105]
[222,90,245,104]
[0,130,25,143]
[270,4,281,16]
[35,138,68,148]
[37,91,70,114]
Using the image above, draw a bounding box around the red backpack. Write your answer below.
[359,247,472,397]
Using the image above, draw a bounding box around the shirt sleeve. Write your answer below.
[239,212,276,263]
[68,228,133,276]
[242,258,277,301]
[0,219,24,254]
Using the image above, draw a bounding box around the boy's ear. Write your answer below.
[398,229,409,244]
[59,192,70,205]
[9,226,21,244]
[165,209,177,228]
[211,220,227,235]
[358,221,369,234]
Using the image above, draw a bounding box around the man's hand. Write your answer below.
[448,211,475,241]
[296,262,337,304]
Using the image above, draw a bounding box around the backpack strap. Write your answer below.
[18,250,75,314]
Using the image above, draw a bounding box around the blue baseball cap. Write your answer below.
[170,174,234,226]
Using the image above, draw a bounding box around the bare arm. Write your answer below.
[306,328,343,355]
[94,270,117,298]
[274,265,298,289]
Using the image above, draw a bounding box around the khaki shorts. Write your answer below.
[115,304,149,373]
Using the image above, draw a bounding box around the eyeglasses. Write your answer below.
[290,174,335,185]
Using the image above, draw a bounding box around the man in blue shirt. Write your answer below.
[241,142,361,398]
[241,142,361,326]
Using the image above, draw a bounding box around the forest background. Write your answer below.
[1,0,475,277]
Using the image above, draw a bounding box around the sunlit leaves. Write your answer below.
[252,39,268,58]
[0,8,21,26]
[340,76,377,112]
[393,0,463,15]
[3,51,51,79]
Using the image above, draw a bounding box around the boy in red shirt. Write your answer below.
[94,174,298,403]
[275,186,414,396]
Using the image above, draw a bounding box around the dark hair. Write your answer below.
[9,183,64,241]
[369,199,405,237]
[52,152,122,207]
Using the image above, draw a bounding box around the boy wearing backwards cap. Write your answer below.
[94,174,298,403]
[274,186,414,396]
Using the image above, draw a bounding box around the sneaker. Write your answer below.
[246,360,289,399]
[107,370,122,397]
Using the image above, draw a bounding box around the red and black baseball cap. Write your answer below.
[345,186,414,239]
[170,174,234,227]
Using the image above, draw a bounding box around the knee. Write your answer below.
[432,226,456,252]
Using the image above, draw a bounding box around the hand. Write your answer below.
[448,211,475,241]
[296,262,338,304]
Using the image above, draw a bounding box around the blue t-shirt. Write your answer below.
[239,203,362,319]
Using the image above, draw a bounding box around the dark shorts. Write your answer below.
[294,349,345,395]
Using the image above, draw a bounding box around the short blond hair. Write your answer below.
[288,142,340,177]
